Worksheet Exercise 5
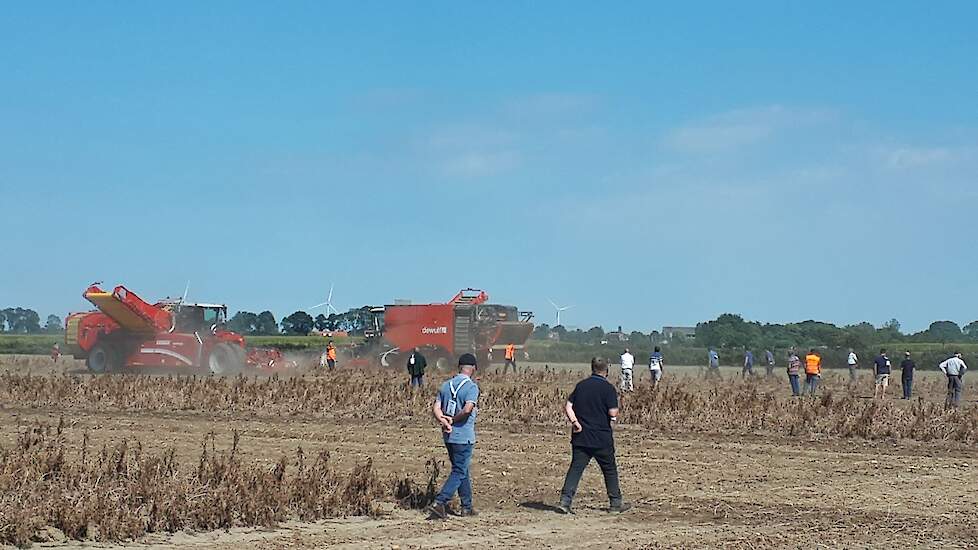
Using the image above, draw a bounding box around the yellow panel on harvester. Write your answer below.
[84,292,156,332]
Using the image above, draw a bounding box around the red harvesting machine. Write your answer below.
[370,288,534,369]
[64,283,289,374]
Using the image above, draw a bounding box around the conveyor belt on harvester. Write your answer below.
[84,290,160,332]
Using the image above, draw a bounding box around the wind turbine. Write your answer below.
[310,283,340,315]
[548,299,573,327]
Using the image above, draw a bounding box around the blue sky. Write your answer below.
[2,2,976,333]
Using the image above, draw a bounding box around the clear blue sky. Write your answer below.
[2,2,976,333]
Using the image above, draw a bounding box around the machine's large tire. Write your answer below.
[86,342,119,374]
[208,343,245,375]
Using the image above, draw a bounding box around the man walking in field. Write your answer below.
[847,349,859,383]
[787,350,802,396]
[324,341,337,371]
[428,353,481,518]
[804,349,821,395]
[619,348,635,392]
[648,346,664,390]
[939,352,968,408]
[742,349,755,377]
[708,349,720,378]
[900,351,916,399]
[557,358,632,514]
[764,349,775,377]
[503,343,517,374]
[407,347,427,387]
[873,349,892,399]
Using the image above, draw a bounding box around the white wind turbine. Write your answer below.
[548,299,573,327]
[310,283,340,316]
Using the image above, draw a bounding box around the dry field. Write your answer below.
[0,355,976,549]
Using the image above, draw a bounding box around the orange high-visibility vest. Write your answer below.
[505,344,515,360]
[805,354,821,375]
[326,344,337,360]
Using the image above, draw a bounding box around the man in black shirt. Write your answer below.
[873,349,891,400]
[900,351,916,399]
[557,357,632,514]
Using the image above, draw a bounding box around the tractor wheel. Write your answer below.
[228,345,248,369]
[86,343,119,374]
[208,343,244,375]
[430,348,454,371]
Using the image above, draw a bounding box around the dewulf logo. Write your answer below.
[421,326,448,335]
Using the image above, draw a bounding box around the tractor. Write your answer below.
[64,283,289,374]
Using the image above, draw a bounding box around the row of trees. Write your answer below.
[694,314,978,350]
[229,307,377,336]
[529,315,978,351]
[0,308,62,334]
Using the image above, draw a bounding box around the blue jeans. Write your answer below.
[410,374,424,386]
[788,374,800,396]
[436,443,474,508]
[902,373,913,398]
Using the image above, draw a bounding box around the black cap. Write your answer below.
[458,353,478,367]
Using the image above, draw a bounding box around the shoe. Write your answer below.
[426,502,448,519]
[609,502,633,514]
[460,508,478,517]
[556,503,574,515]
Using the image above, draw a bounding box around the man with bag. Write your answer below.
[428,353,480,518]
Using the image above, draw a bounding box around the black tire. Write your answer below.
[86,342,119,374]
[208,343,245,375]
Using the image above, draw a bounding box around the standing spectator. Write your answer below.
[50,343,61,363]
[619,348,635,392]
[764,349,775,377]
[557,358,632,514]
[742,349,755,377]
[325,341,337,371]
[503,344,517,374]
[407,347,427,387]
[648,346,664,390]
[787,351,802,396]
[428,353,481,518]
[939,352,968,408]
[847,349,859,383]
[900,351,916,400]
[708,349,720,378]
[873,349,891,399]
[804,349,822,395]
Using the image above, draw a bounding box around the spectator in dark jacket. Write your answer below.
[407,348,427,387]
[900,351,916,399]
[557,358,632,515]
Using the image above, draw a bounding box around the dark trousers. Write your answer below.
[806,373,820,394]
[559,445,622,507]
[902,373,913,399]
[788,374,801,396]
[410,374,424,386]
[946,375,963,407]
[327,359,335,370]
[503,359,517,374]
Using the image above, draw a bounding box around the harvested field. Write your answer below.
[0,356,976,548]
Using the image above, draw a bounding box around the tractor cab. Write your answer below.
[172,303,228,334]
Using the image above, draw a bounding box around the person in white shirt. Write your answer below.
[847,349,859,383]
[619,348,635,392]
[939,352,968,408]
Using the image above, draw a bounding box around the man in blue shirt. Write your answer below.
[428,353,480,519]
[708,349,720,378]
[742,349,755,377]
[557,357,632,514]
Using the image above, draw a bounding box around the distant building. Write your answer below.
[605,325,629,343]
[661,326,696,343]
